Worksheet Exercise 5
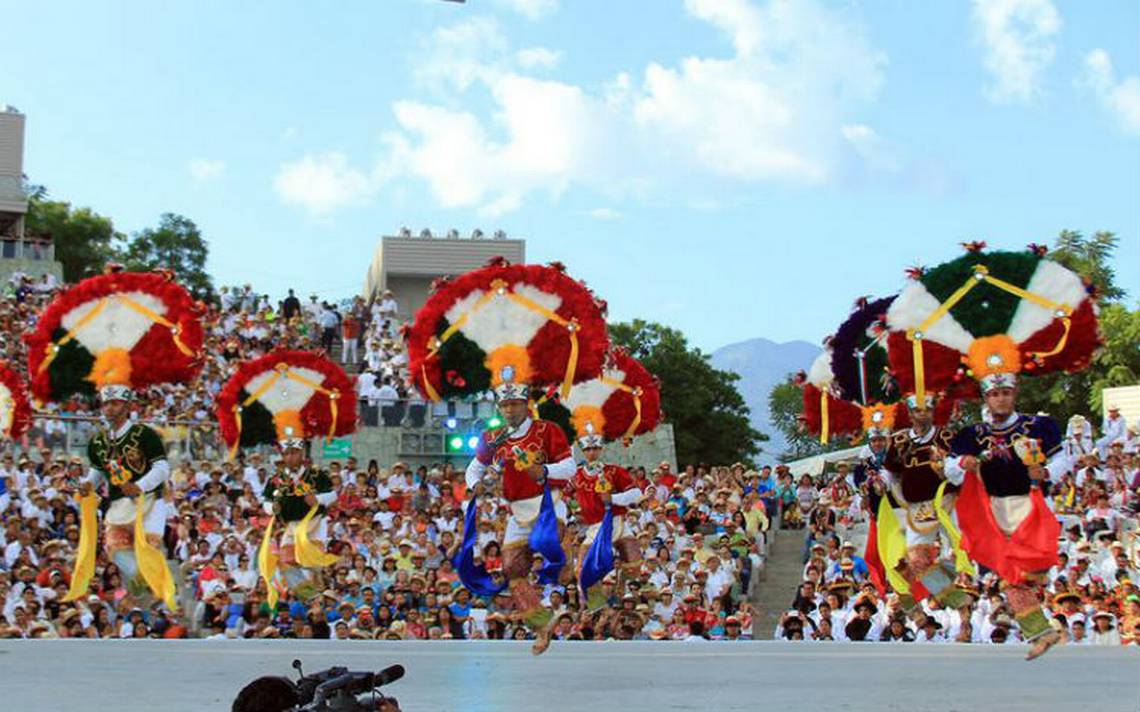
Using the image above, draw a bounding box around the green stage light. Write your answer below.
[447,436,465,452]
[487,416,502,428]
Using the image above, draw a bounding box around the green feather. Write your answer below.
[238,390,277,447]
[47,328,96,400]
[436,318,490,398]
[921,251,1041,337]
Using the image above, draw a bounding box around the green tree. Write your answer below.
[1050,230,1125,303]
[121,213,213,300]
[23,187,120,282]
[768,377,854,461]
[609,319,765,466]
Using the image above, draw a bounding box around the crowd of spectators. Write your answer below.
[0,448,767,641]
[0,275,765,642]
[768,419,1140,646]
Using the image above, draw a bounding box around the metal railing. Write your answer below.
[14,414,225,464]
[7,399,501,464]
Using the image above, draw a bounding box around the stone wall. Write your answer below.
[0,256,63,283]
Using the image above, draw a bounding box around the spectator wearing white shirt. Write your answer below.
[1097,406,1128,458]
[377,290,398,317]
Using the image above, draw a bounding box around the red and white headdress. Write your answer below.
[406,259,610,403]
[216,351,356,456]
[0,363,31,440]
[541,348,662,448]
[25,270,204,403]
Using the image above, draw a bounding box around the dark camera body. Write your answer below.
[232,660,403,712]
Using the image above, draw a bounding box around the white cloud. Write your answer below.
[841,124,901,173]
[277,0,889,216]
[972,0,1061,105]
[589,207,623,221]
[272,152,381,216]
[516,47,562,69]
[1078,49,1140,136]
[494,0,558,20]
[188,159,225,182]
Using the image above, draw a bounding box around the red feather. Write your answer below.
[0,363,32,440]
[801,384,863,439]
[1018,299,1101,375]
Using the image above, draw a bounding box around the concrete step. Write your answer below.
[752,526,806,640]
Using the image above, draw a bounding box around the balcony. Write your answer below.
[0,235,54,261]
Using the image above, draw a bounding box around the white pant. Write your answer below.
[342,338,358,364]
[504,494,566,546]
[583,515,627,547]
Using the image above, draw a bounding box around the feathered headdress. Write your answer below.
[406,259,610,402]
[829,295,898,406]
[538,348,662,448]
[886,245,1100,400]
[799,352,910,443]
[0,363,32,440]
[25,271,204,403]
[216,351,356,456]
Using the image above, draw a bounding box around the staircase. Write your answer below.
[752,527,805,640]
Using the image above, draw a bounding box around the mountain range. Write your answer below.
[710,337,822,464]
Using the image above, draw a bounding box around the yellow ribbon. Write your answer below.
[599,376,644,442]
[133,493,177,610]
[228,366,342,459]
[876,496,912,595]
[38,298,109,373]
[38,294,196,375]
[907,264,1075,403]
[293,505,339,568]
[420,364,441,403]
[62,493,99,602]
[819,391,829,445]
[934,481,976,576]
[258,515,280,610]
[422,279,582,401]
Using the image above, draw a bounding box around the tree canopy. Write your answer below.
[121,213,214,300]
[24,184,213,300]
[23,186,119,282]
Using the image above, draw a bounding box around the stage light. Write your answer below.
[487,416,502,428]
[445,417,458,430]
[447,436,465,452]
[467,435,480,449]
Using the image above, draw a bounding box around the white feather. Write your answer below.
[0,382,11,434]
[447,283,563,351]
[564,368,624,410]
[807,352,834,387]
[886,282,973,351]
[1007,260,1087,343]
[61,292,169,354]
[247,366,325,414]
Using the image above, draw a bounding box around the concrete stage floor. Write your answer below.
[0,640,1137,712]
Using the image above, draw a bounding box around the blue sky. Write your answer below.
[3,0,1137,352]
